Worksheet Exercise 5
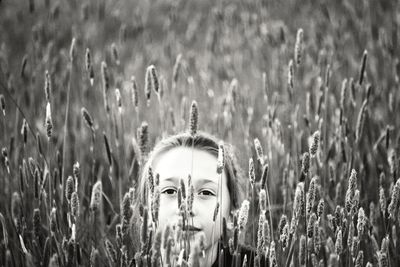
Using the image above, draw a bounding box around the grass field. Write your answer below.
[0,0,400,266]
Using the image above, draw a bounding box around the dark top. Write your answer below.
[211,243,268,267]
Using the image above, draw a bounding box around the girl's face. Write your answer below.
[152,146,231,255]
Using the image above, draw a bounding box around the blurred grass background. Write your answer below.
[0,0,400,266]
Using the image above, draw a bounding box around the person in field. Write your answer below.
[133,131,267,266]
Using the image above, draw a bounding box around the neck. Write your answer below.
[201,242,219,267]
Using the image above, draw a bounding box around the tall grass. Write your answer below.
[0,0,399,266]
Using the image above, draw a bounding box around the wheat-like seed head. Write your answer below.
[44,70,51,102]
[213,202,220,222]
[358,50,368,85]
[0,94,5,116]
[131,76,139,108]
[111,43,120,65]
[45,102,53,139]
[216,142,224,174]
[309,131,320,158]
[90,181,102,212]
[238,199,250,231]
[288,59,294,90]
[173,54,182,84]
[335,228,343,255]
[189,100,198,136]
[388,178,400,220]
[81,107,94,129]
[138,121,149,159]
[249,158,255,185]
[254,138,264,166]
[71,192,79,218]
[104,239,117,263]
[294,28,304,66]
[65,176,74,203]
[69,37,76,63]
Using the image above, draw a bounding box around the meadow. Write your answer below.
[0,0,399,266]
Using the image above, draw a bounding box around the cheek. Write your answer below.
[158,196,177,217]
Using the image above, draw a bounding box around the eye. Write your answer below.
[198,190,216,196]
[161,188,177,195]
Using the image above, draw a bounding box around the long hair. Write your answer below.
[130,131,245,253]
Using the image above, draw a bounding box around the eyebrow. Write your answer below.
[161,176,219,186]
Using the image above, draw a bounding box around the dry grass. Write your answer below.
[0,0,399,266]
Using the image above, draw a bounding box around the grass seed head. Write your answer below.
[131,76,139,108]
[151,229,162,265]
[288,59,294,89]
[141,207,148,245]
[20,55,28,78]
[259,189,267,212]
[111,43,120,65]
[151,187,160,223]
[238,199,250,231]
[249,158,255,185]
[355,250,364,267]
[254,138,264,166]
[138,121,149,159]
[299,235,306,266]
[309,131,320,158]
[355,100,368,143]
[294,182,305,218]
[294,28,304,66]
[260,163,269,190]
[189,100,198,136]
[269,241,277,267]
[11,192,22,230]
[0,94,5,116]
[69,37,76,63]
[33,208,41,241]
[173,54,182,84]
[50,207,57,233]
[256,213,265,256]
[280,222,289,250]
[81,107,94,129]
[358,50,368,85]
[90,181,102,212]
[187,184,194,215]
[45,102,53,138]
[85,48,92,73]
[357,207,366,237]
[216,142,224,174]
[388,178,400,220]
[44,70,51,102]
[340,78,348,110]
[115,88,122,110]
[144,65,155,105]
[301,152,310,176]
[317,199,324,218]
[71,192,80,218]
[335,228,343,255]
[379,186,387,216]
[345,169,358,213]
[105,239,117,263]
[213,202,220,221]
[21,119,28,144]
[306,176,318,215]
[65,176,74,203]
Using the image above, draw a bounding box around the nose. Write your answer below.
[188,196,200,217]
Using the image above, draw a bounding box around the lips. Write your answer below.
[182,225,201,232]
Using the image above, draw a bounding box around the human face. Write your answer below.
[152,146,231,259]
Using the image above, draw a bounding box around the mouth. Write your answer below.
[182,225,202,232]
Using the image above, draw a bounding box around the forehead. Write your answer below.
[152,147,222,183]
